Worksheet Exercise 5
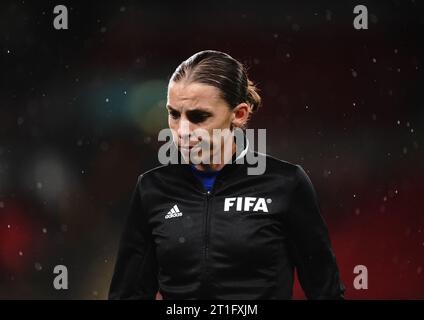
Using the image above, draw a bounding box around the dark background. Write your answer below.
[0,0,423,299]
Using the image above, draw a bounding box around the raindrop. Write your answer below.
[291,23,300,32]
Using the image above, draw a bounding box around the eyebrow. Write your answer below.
[166,105,212,114]
[166,105,178,112]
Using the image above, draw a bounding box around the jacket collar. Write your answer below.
[177,133,250,191]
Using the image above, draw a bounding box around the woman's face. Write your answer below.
[166,81,246,166]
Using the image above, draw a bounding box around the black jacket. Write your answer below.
[108,151,345,300]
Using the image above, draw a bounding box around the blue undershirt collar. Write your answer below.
[189,165,219,192]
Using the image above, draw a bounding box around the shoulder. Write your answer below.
[253,153,320,206]
[134,163,185,187]
[248,151,304,178]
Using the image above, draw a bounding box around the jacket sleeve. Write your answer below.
[285,165,345,299]
[108,175,158,299]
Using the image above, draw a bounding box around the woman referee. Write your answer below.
[109,50,345,300]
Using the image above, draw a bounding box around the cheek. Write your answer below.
[168,117,177,129]
[222,111,234,127]
[210,112,232,129]
[168,118,178,138]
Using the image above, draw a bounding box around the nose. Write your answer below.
[176,119,191,140]
[177,119,197,147]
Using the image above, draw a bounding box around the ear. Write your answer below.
[231,103,250,129]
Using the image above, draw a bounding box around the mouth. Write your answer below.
[179,144,201,151]
[179,145,194,150]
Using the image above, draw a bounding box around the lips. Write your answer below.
[179,143,198,150]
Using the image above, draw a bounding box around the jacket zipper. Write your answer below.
[204,190,211,258]
[202,191,212,298]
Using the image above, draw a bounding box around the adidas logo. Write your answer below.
[165,204,183,219]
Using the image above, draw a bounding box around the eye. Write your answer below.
[187,111,211,124]
[169,110,180,119]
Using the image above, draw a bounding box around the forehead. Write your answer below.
[167,82,225,111]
